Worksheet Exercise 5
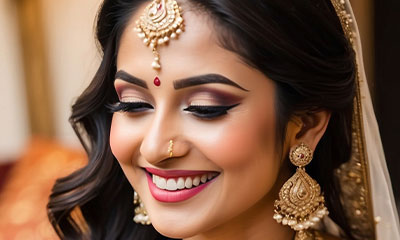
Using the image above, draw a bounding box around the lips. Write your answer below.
[144,167,220,203]
[145,167,218,178]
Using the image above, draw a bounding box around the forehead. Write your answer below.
[116,2,250,83]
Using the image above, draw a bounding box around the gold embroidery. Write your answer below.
[331,0,376,239]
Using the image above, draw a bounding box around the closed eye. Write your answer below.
[183,104,240,119]
[107,102,154,113]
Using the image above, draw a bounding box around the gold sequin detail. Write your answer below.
[331,0,376,239]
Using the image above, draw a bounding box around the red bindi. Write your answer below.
[154,76,161,86]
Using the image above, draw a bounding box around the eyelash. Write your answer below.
[183,104,239,119]
[107,102,239,119]
[107,102,154,113]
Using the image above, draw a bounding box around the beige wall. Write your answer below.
[0,0,101,160]
[0,0,29,161]
[40,0,102,147]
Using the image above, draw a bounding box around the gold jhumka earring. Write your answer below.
[135,0,184,70]
[133,191,151,225]
[273,143,328,239]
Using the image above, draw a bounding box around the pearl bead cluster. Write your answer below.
[273,206,328,231]
[133,191,151,225]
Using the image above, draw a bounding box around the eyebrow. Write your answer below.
[173,74,249,92]
[115,71,249,92]
[115,70,148,89]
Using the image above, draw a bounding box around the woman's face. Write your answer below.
[110,3,285,239]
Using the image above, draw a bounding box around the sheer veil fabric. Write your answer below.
[328,0,400,239]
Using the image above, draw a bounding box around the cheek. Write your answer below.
[110,114,142,165]
[204,109,277,171]
[192,103,280,222]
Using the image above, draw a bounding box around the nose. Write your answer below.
[140,107,189,165]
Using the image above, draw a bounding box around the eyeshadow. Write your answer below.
[185,87,243,106]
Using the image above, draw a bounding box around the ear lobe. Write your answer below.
[295,110,331,150]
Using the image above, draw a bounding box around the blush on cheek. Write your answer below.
[203,110,276,170]
[214,130,253,168]
[109,114,142,165]
[204,127,266,170]
[109,116,125,163]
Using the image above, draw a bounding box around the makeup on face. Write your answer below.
[173,74,249,92]
[115,70,148,89]
[114,70,249,92]
[112,70,246,120]
[144,167,220,203]
[111,8,279,237]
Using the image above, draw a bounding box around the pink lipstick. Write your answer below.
[144,168,219,203]
[145,167,216,178]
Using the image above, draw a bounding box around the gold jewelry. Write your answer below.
[133,191,151,225]
[168,139,174,157]
[273,143,328,239]
[135,0,184,70]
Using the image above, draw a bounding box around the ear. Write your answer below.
[285,110,331,151]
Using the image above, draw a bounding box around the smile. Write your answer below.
[144,167,220,203]
[152,172,218,190]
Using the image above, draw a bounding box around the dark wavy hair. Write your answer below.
[47,0,356,239]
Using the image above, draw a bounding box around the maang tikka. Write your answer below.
[135,0,185,70]
[273,143,328,239]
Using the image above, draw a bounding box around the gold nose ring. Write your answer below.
[168,140,174,157]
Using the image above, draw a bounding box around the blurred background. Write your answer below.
[0,0,100,238]
[0,0,398,238]
[0,0,101,155]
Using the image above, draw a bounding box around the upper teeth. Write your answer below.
[152,172,218,191]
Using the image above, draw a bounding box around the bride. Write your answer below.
[47,0,400,239]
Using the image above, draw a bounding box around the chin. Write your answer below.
[153,223,198,239]
[151,217,214,239]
